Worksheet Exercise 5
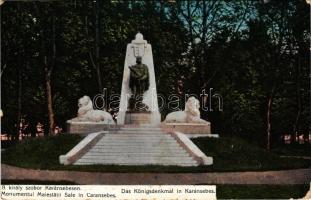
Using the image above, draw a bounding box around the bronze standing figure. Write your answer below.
[128,56,150,111]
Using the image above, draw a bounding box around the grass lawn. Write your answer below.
[1,134,82,169]
[192,137,311,172]
[272,143,311,157]
[216,184,309,199]
[1,134,310,172]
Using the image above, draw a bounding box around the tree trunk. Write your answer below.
[45,15,56,136]
[15,3,22,141]
[266,95,273,150]
[83,1,103,93]
[94,0,103,93]
[96,67,103,93]
[293,57,302,135]
[16,69,22,141]
[46,70,55,136]
[34,3,56,136]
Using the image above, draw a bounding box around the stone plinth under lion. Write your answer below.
[67,96,115,134]
[162,97,214,137]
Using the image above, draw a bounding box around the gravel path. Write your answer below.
[2,164,310,185]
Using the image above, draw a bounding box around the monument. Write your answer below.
[69,96,114,123]
[66,96,115,134]
[162,97,214,137]
[60,33,213,166]
[125,56,151,124]
[118,33,161,125]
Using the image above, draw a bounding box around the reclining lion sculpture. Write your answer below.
[164,97,208,124]
[70,95,114,124]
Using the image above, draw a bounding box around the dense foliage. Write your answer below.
[1,0,310,148]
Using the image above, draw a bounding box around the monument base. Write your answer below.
[162,123,211,135]
[67,121,116,134]
[60,127,213,166]
[125,111,151,125]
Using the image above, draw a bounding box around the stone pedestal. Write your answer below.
[125,111,151,125]
[161,122,220,138]
[162,123,211,134]
[67,121,116,134]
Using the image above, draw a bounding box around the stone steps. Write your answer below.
[111,127,163,130]
[91,143,182,147]
[96,140,175,144]
[99,139,172,142]
[103,132,170,135]
[80,155,192,159]
[108,131,164,134]
[97,143,180,146]
[98,135,173,139]
[89,149,184,153]
[100,138,171,141]
[74,127,199,166]
[88,147,182,150]
[76,159,195,165]
[87,150,184,154]
[82,152,188,156]
[109,129,163,132]
[75,161,196,167]
[76,157,196,165]
[108,127,164,133]
[92,141,181,146]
